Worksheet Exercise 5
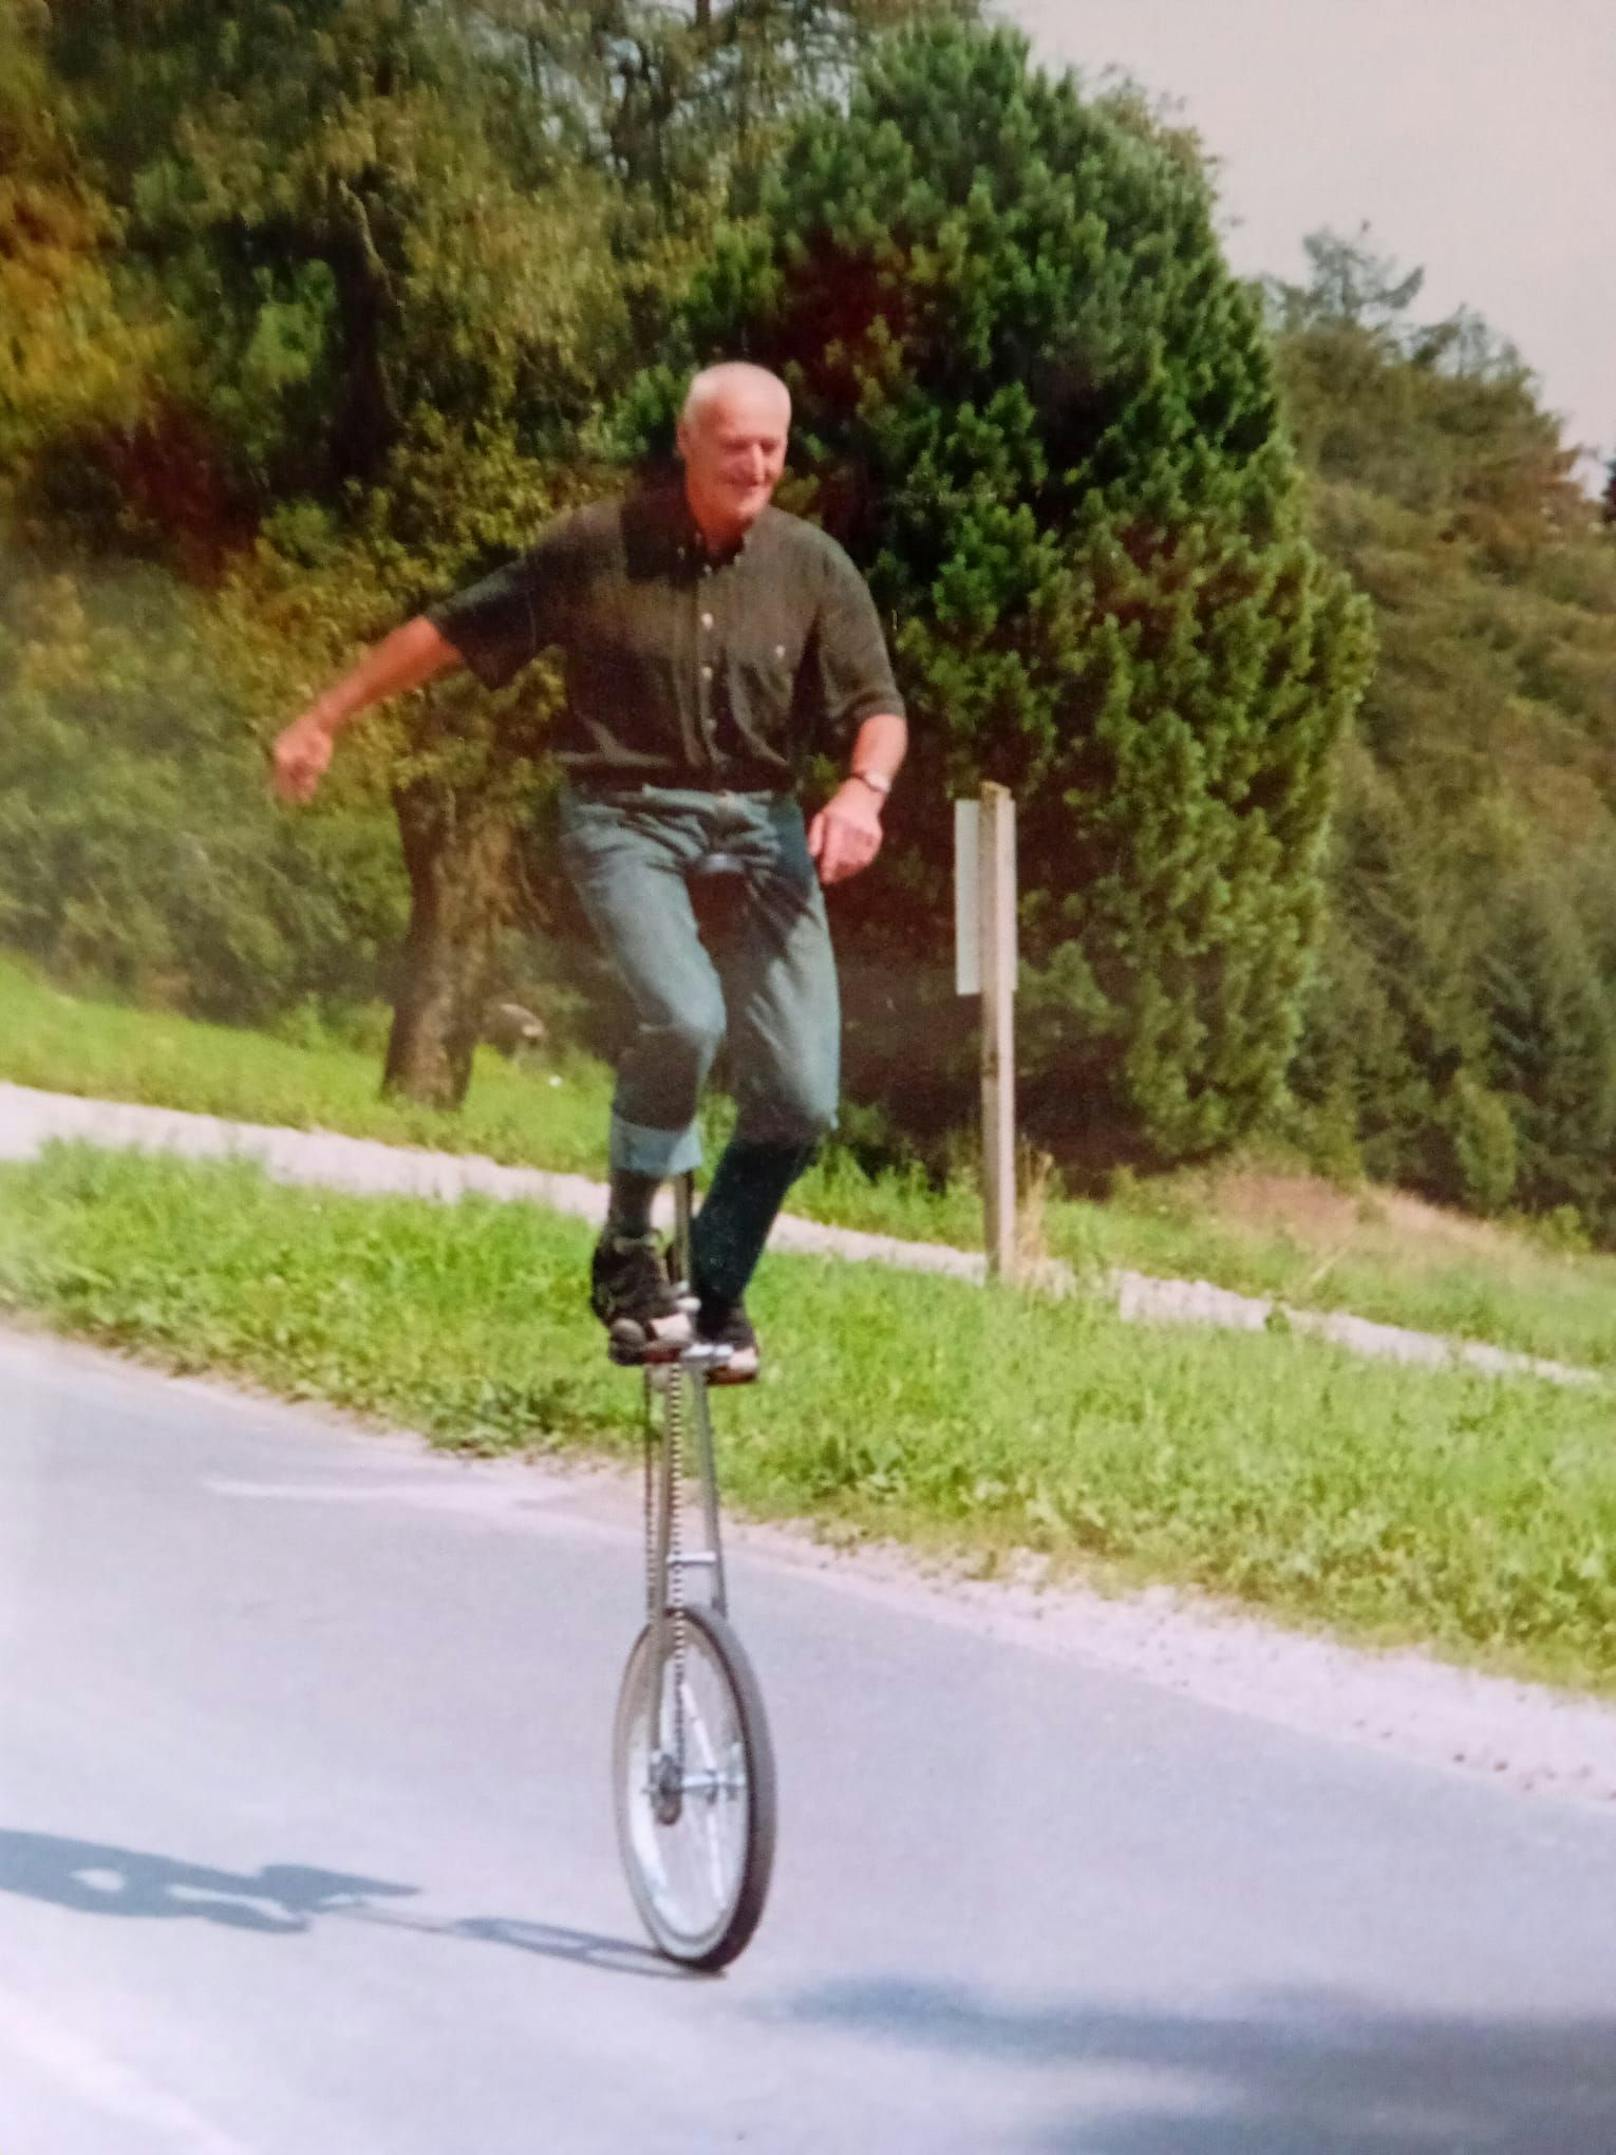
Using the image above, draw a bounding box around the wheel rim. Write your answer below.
[617,1623,753,1960]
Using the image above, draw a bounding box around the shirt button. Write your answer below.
[700,664,714,681]
[701,612,714,630]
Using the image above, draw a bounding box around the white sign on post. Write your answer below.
[954,798,981,995]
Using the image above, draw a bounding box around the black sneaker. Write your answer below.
[592,1233,692,1364]
[696,1293,760,1385]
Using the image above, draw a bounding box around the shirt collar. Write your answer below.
[624,480,768,575]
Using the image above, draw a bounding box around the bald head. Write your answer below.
[680,362,791,436]
[677,362,791,549]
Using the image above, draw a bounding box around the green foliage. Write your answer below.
[634,23,1371,1167]
[1439,1072,1519,1218]
[1275,228,1616,1234]
[11,0,675,1094]
[0,0,166,500]
[0,562,405,1019]
[27,0,1004,1099]
[1481,872,1616,1219]
[9,6,1616,1240]
[474,0,972,207]
[39,0,646,544]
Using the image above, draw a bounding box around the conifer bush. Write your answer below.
[647,23,1374,1168]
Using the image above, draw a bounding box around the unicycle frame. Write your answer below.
[614,850,776,1968]
[642,1173,731,1657]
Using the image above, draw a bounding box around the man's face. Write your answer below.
[678,385,790,541]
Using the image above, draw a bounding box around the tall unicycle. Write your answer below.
[612,1173,777,1970]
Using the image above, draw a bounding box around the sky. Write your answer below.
[1007,0,1615,484]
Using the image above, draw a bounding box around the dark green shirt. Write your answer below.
[425,485,903,791]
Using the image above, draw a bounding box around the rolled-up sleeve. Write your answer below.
[424,514,583,691]
[808,541,904,750]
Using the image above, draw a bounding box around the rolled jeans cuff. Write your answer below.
[610,1110,703,1178]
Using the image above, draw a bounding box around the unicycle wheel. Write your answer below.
[612,1604,776,1969]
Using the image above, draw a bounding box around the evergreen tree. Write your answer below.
[636,23,1371,1165]
[1277,229,1616,1231]
[1481,873,1616,1222]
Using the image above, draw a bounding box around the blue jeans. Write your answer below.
[557,785,839,1300]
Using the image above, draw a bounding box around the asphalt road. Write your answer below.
[3,1325,1616,2154]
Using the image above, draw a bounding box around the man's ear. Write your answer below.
[674,419,690,462]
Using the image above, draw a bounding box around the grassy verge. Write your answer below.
[5,1143,1616,1695]
[8,952,1616,1370]
[0,955,615,1176]
[0,955,982,1243]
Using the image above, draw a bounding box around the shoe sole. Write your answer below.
[605,1312,693,1367]
[705,1349,759,1386]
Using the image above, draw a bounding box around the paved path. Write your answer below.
[0,1081,1596,1387]
[4,1329,1616,2152]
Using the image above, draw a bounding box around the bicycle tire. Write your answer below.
[612,1604,777,1970]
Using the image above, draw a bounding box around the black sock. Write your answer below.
[606,1170,661,1240]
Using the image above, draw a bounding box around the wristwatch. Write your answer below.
[851,769,892,798]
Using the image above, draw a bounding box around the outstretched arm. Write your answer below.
[807,710,908,887]
[272,616,462,805]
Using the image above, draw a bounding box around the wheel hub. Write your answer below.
[650,1748,684,1826]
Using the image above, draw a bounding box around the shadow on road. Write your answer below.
[336,1902,687,1979]
[0,1828,678,1977]
[0,1828,405,1933]
[774,1977,1616,2153]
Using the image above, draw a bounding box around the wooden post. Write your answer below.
[978,783,1017,1281]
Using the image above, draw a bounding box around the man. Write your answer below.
[273,362,906,1380]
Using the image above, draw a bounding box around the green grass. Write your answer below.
[1055,1169,1616,1375]
[0,954,980,1242]
[5,1143,1616,1694]
[0,955,615,1175]
[9,951,1616,1370]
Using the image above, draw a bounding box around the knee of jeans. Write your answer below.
[741,1077,837,1149]
[793,1093,838,1144]
[655,1007,725,1077]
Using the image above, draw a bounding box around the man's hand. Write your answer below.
[270,619,461,807]
[272,711,337,805]
[808,779,885,887]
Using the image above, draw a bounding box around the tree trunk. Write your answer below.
[383,776,517,1108]
[326,217,398,490]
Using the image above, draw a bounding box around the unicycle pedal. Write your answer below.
[606,1326,688,1369]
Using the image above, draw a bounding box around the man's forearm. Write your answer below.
[273,615,463,804]
[849,711,908,789]
[307,615,461,737]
